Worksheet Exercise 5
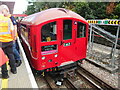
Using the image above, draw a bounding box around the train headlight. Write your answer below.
[54,54,58,57]
[42,56,45,60]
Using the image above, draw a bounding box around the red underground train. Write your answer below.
[18,8,89,73]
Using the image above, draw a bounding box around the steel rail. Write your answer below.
[43,75,58,89]
[77,65,115,90]
[64,78,78,90]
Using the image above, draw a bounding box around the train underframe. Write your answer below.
[35,59,84,85]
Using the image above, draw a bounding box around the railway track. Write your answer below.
[76,65,115,90]
[35,64,115,89]
[43,75,58,89]
[42,74,67,89]
[64,78,78,90]
[63,65,115,89]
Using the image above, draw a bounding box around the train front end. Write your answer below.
[19,8,88,73]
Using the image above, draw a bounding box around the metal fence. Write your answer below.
[87,24,120,72]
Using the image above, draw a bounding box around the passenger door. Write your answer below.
[58,19,77,63]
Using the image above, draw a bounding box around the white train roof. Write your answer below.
[21,8,87,25]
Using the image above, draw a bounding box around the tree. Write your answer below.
[24,2,120,19]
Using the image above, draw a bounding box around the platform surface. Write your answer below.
[0,38,38,89]
[0,54,37,88]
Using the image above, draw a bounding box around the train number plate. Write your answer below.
[63,42,71,46]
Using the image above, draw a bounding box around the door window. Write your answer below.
[63,20,72,40]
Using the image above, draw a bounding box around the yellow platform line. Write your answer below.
[1,61,9,89]
[1,79,8,89]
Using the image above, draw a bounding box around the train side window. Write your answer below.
[41,21,57,42]
[20,24,29,42]
[63,20,72,40]
[77,22,86,38]
[28,28,30,43]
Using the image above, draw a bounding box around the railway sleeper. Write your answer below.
[34,62,79,86]
[44,62,78,86]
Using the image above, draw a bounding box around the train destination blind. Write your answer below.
[87,20,120,25]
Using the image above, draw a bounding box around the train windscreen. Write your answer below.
[41,21,57,42]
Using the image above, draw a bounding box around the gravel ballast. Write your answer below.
[81,60,118,88]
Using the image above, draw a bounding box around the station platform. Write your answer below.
[0,38,38,89]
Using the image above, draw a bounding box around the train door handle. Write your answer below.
[60,41,63,45]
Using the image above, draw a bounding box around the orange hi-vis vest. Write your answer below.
[0,14,14,42]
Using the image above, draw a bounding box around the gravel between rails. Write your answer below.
[80,60,118,88]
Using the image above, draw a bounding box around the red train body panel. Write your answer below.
[18,8,88,71]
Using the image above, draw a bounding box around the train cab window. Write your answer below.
[63,20,72,40]
[41,22,57,42]
[77,22,86,38]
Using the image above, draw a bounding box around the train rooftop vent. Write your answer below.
[58,8,68,13]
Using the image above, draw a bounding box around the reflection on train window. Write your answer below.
[41,45,57,55]
[21,24,30,42]
[41,22,57,42]
[63,20,72,40]
[77,22,86,38]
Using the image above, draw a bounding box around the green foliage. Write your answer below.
[115,3,120,13]
[114,3,120,19]
[24,2,120,19]
[24,2,120,36]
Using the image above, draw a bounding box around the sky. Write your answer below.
[0,0,28,14]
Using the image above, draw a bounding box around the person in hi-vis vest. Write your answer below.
[1,4,22,67]
[0,5,17,79]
